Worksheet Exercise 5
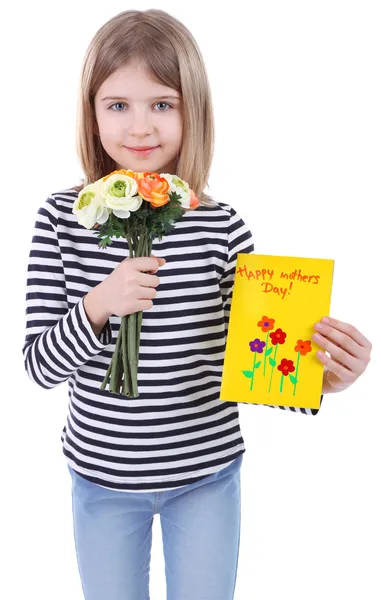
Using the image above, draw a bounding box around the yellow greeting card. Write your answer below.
[220,254,335,409]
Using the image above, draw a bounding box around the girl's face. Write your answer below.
[94,60,183,174]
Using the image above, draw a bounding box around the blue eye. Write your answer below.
[109,102,125,111]
[155,101,172,111]
[108,102,173,111]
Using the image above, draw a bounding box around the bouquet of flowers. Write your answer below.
[72,169,199,398]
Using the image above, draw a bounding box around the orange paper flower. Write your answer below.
[257,316,275,332]
[294,339,312,356]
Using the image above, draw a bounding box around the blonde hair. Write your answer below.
[72,8,217,209]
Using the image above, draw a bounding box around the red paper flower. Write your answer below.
[257,316,275,332]
[269,328,287,345]
[277,359,295,376]
[294,339,312,356]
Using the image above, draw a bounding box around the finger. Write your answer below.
[317,351,356,384]
[313,322,366,360]
[138,271,160,287]
[149,256,166,273]
[319,317,372,349]
[312,332,363,374]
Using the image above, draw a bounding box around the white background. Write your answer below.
[1,1,380,599]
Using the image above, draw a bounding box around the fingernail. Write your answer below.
[322,317,329,324]
[315,322,323,330]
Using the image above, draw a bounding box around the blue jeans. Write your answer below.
[68,454,243,600]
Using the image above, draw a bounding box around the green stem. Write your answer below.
[264,331,269,376]
[111,222,149,398]
[109,323,123,393]
[293,352,301,396]
[115,349,124,392]
[268,345,278,393]
[250,352,257,391]
[280,374,284,393]
[121,315,129,395]
[100,359,113,390]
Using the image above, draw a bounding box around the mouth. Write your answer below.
[124,145,160,156]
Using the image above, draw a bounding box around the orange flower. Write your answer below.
[257,316,275,332]
[189,189,199,210]
[294,339,312,356]
[129,171,145,180]
[136,172,170,208]
[102,169,131,181]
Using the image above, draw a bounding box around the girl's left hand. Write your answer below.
[312,317,372,394]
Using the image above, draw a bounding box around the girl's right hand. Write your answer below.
[84,256,166,328]
[94,255,166,319]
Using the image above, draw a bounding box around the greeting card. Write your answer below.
[220,254,334,409]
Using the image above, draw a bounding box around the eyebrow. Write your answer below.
[101,95,181,102]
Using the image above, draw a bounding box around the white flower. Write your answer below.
[100,173,142,218]
[160,173,191,208]
[73,180,110,229]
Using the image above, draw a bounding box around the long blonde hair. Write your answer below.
[72,8,217,209]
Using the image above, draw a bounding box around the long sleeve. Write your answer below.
[219,204,323,416]
[22,196,112,390]
[219,206,255,335]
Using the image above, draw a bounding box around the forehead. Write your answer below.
[97,62,180,100]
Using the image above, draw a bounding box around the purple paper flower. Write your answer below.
[249,339,266,354]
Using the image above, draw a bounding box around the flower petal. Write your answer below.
[112,208,131,219]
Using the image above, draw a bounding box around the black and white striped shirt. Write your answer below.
[22,188,321,492]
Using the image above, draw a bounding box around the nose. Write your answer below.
[127,108,154,136]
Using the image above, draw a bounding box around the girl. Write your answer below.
[22,8,372,600]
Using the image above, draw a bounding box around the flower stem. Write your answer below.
[121,315,129,395]
[268,345,278,393]
[293,352,300,396]
[100,359,113,390]
[264,331,269,376]
[109,322,123,393]
[280,374,284,393]
[250,352,257,391]
[102,222,151,398]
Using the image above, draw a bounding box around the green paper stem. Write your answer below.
[268,345,278,393]
[250,352,257,391]
[293,352,301,396]
[263,331,269,376]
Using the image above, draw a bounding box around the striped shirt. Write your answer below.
[22,188,322,492]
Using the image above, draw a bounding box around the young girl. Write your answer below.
[22,8,372,600]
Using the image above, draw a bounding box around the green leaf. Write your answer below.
[265,347,273,356]
[242,370,254,378]
[289,375,298,384]
[254,361,262,368]
[269,358,276,367]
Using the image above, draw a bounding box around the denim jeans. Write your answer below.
[68,453,243,600]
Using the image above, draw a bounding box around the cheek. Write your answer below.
[165,115,183,141]
[97,111,117,135]
[98,119,122,146]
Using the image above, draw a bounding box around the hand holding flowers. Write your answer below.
[73,169,199,398]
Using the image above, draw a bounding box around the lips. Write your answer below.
[126,146,159,150]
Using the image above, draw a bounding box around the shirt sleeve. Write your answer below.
[219,205,255,335]
[22,196,113,390]
[219,204,323,416]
